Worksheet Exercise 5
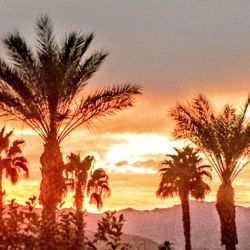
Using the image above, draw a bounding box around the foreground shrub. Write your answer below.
[0,197,130,250]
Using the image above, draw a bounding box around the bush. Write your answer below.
[0,197,130,250]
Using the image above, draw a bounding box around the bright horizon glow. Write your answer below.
[2,130,250,213]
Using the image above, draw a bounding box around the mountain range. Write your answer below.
[7,201,250,249]
[83,201,250,250]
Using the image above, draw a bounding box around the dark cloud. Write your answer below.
[114,156,162,170]
[133,159,160,170]
[61,131,129,159]
[115,160,129,167]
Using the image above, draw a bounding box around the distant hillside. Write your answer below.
[7,201,250,249]
[85,231,159,250]
[83,201,250,250]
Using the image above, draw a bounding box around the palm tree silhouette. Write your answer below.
[87,168,110,210]
[171,94,250,250]
[0,15,141,224]
[0,127,28,221]
[156,146,211,250]
[64,153,110,212]
[64,153,93,213]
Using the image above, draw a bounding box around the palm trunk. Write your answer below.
[0,168,3,247]
[180,193,191,250]
[39,136,65,248]
[75,209,85,250]
[75,180,87,249]
[75,182,84,214]
[0,168,3,222]
[216,182,238,250]
[0,168,3,234]
[40,138,64,220]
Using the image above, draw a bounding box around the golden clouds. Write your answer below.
[2,95,250,211]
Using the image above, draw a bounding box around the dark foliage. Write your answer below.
[158,241,174,250]
[64,153,111,212]
[0,15,142,143]
[0,197,130,250]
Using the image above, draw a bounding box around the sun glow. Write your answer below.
[104,164,157,174]
[105,133,184,163]
[2,127,250,211]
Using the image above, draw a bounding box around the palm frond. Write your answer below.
[89,193,103,210]
[101,184,111,198]
[60,32,93,66]
[0,126,12,152]
[36,14,59,62]
[0,127,29,183]
[6,167,19,184]
[156,184,178,199]
[0,15,141,144]
[2,158,18,184]
[3,31,38,83]
[77,51,108,82]
[58,83,141,142]
[8,139,25,157]
[171,95,250,183]
[0,60,33,99]
[190,180,211,201]
[156,146,211,201]
[58,50,108,108]
[12,156,29,178]
[0,88,33,119]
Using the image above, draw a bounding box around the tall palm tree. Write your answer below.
[156,146,211,250]
[0,15,141,223]
[170,94,250,250]
[64,153,110,212]
[0,127,28,221]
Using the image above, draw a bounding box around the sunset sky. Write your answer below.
[0,0,250,212]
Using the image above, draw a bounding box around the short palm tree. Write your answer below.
[87,168,111,210]
[0,127,28,221]
[156,146,211,250]
[64,153,110,213]
[0,15,141,224]
[170,94,250,250]
[64,153,94,214]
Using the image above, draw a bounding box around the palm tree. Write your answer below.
[170,94,250,250]
[64,153,94,214]
[156,146,211,250]
[0,127,28,221]
[87,168,111,210]
[64,153,110,213]
[0,15,141,224]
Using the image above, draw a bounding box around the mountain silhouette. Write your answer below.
[83,201,250,250]
[8,201,250,249]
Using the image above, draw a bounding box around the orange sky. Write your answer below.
[0,1,250,212]
[2,92,250,213]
